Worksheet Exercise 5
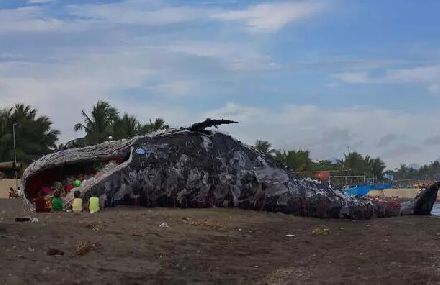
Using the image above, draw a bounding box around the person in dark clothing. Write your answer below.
[34,192,50,213]
[9,187,18,198]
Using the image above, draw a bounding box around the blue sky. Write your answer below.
[1,0,440,168]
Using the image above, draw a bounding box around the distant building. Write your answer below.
[0,161,23,179]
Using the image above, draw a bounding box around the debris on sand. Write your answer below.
[75,241,100,256]
[15,217,31,223]
[181,217,225,230]
[84,223,100,232]
[312,227,330,236]
[46,248,64,256]
[159,222,169,228]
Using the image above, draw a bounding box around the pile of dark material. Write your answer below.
[22,120,439,219]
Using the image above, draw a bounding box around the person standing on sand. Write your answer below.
[88,194,100,214]
[51,191,63,212]
[72,190,83,213]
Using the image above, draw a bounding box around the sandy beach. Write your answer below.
[1,199,440,284]
[368,188,440,200]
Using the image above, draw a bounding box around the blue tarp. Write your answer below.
[344,183,392,197]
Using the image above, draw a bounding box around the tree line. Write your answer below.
[389,161,440,181]
[254,140,386,179]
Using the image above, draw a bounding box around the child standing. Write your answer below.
[88,195,100,214]
[51,191,63,212]
[72,190,83,213]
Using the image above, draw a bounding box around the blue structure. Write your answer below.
[343,183,392,197]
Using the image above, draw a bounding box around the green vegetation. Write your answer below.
[254,140,272,154]
[342,152,385,178]
[390,161,440,181]
[73,101,169,146]
[272,150,313,172]
[254,140,386,179]
[73,101,119,146]
[0,104,59,164]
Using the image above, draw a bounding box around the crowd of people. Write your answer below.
[33,176,100,214]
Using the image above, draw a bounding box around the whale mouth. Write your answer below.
[22,138,137,202]
[24,152,131,200]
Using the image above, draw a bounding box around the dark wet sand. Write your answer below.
[1,199,440,285]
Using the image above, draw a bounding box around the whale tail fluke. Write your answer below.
[413,182,440,215]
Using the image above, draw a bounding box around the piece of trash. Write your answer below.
[285,234,295,237]
[84,223,100,231]
[312,227,330,236]
[181,218,225,230]
[31,218,39,223]
[75,241,100,256]
[238,228,242,232]
[15,217,31,223]
[46,248,64,256]
[159,222,169,228]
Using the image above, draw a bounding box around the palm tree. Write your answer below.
[254,140,272,154]
[0,104,59,164]
[112,113,141,140]
[74,101,119,145]
[369,158,386,179]
[272,149,312,172]
[73,101,171,145]
[139,118,169,134]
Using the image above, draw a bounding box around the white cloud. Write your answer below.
[424,135,440,146]
[67,0,326,33]
[428,83,440,94]
[28,0,55,4]
[377,133,401,148]
[385,65,440,83]
[0,0,328,36]
[0,7,64,33]
[165,41,279,71]
[202,102,440,168]
[333,71,371,84]
[0,48,158,141]
[211,1,326,33]
[68,1,206,26]
[334,64,440,93]
[0,6,89,34]
[149,80,200,98]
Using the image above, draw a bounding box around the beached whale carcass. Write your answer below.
[21,119,439,219]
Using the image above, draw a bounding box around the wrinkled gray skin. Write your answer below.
[22,128,439,219]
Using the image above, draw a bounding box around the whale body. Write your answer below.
[21,125,439,219]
